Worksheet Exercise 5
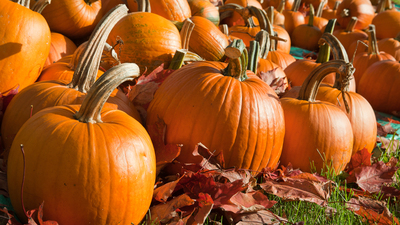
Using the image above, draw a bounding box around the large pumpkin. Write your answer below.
[280,60,354,174]
[7,63,156,225]
[147,40,285,172]
[0,0,51,95]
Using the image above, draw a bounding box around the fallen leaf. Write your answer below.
[229,191,276,213]
[345,148,372,174]
[154,176,184,203]
[260,173,333,207]
[192,143,225,170]
[347,197,400,224]
[377,122,398,137]
[186,193,214,225]
[346,161,399,193]
[233,210,288,225]
[25,202,59,225]
[258,69,288,95]
[149,194,195,224]
[146,118,182,176]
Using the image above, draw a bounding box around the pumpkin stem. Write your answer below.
[31,0,50,13]
[316,1,325,17]
[68,4,129,93]
[255,30,271,59]
[298,60,355,103]
[74,63,140,123]
[218,4,244,21]
[19,145,28,219]
[12,0,30,8]
[180,18,195,50]
[84,0,99,6]
[345,17,358,33]
[183,51,204,62]
[318,33,350,90]
[316,19,336,64]
[333,1,340,10]
[247,40,260,74]
[169,50,186,69]
[340,8,350,17]
[277,0,285,13]
[292,0,301,12]
[367,25,379,55]
[308,4,315,27]
[137,0,151,12]
[222,39,248,81]
[219,24,230,36]
[266,6,275,25]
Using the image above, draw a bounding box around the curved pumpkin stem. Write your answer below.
[345,17,358,33]
[218,3,244,21]
[298,60,355,103]
[183,51,205,62]
[247,40,260,74]
[74,63,140,123]
[316,19,337,64]
[255,30,270,59]
[333,1,340,10]
[31,0,50,13]
[137,0,151,12]
[367,25,379,55]
[68,4,129,93]
[12,0,30,8]
[219,24,230,36]
[180,18,195,51]
[266,6,275,25]
[69,42,88,70]
[277,0,285,13]
[223,39,248,81]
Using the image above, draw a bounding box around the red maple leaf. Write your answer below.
[345,148,372,174]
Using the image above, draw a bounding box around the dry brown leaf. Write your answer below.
[149,194,195,224]
[347,197,400,224]
[233,210,288,225]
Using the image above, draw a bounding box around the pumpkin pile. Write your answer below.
[0,0,399,223]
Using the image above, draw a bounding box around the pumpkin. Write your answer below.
[7,63,156,225]
[107,0,182,73]
[372,10,400,40]
[1,5,140,160]
[285,19,337,87]
[322,1,341,20]
[147,39,285,172]
[149,0,191,22]
[32,0,103,39]
[336,0,374,30]
[44,32,77,68]
[302,0,328,11]
[266,4,285,27]
[358,60,400,115]
[189,16,229,61]
[283,0,305,36]
[292,5,323,51]
[377,32,400,61]
[0,0,51,95]
[314,34,377,154]
[280,60,354,174]
[352,25,395,86]
[220,0,263,26]
[305,1,329,30]
[333,17,368,56]
[263,0,295,11]
[188,0,220,25]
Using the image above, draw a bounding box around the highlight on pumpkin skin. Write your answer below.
[280,60,355,174]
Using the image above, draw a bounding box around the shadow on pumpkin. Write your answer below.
[0,43,22,60]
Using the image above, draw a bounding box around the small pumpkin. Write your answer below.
[280,60,354,174]
[333,17,368,56]
[335,0,374,30]
[292,4,323,51]
[282,0,305,36]
[149,0,191,22]
[377,31,400,61]
[44,32,77,68]
[188,0,220,25]
[372,10,400,39]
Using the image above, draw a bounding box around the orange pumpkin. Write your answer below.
[377,32,400,61]
[1,5,140,160]
[292,5,323,51]
[372,10,400,39]
[333,17,368,56]
[283,0,305,36]
[280,60,354,174]
[44,32,77,68]
[147,40,285,172]
[188,0,220,25]
[336,0,374,30]
[0,0,51,95]
[149,0,191,22]
[352,25,395,86]
[107,4,181,73]
[7,63,156,225]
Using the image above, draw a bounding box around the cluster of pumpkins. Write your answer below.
[1,0,399,224]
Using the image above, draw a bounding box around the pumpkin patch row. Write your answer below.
[1,0,399,224]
